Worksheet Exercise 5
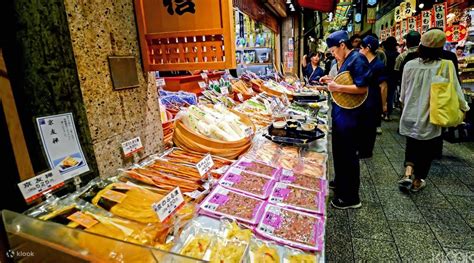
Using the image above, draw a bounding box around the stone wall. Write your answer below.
[63,0,163,177]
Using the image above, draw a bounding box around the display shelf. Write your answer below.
[240,62,273,66]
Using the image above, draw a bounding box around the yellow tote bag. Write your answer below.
[430,60,464,127]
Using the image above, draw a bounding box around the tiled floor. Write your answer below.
[325,113,474,262]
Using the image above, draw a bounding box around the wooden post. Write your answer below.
[0,48,35,181]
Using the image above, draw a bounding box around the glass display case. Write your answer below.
[2,210,204,262]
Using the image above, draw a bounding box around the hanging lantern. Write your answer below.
[297,0,336,13]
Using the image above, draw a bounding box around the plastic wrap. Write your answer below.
[245,136,281,165]
[269,182,326,215]
[219,167,276,199]
[27,197,164,247]
[248,239,281,263]
[255,204,325,251]
[282,247,318,263]
[234,156,281,179]
[279,169,328,193]
[199,186,266,225]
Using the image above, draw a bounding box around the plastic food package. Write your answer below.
[255,204,325,251]
[283,247,319,263]
[279,169,328,192]
[302,151,328,165]
[234,156,281,179]
[294,162,326,179]
[199,186,266,225]
[269,182,326,215]
[248,239,281,263]
[209,237,247,263]
[219,167,276,199]
[246,137,281,165]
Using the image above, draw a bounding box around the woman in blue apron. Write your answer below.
[359,35,388,158]
[321,31,371,209]
[302,52,324,84]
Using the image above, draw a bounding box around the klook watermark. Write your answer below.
[5,250,35,258]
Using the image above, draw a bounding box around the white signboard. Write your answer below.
[152,187,185,222]
[156,78,166,87]
[17,169,65,203]
[198,81,207,88]
[121,137,144,157]
[220,86,229,95]
[196,153,214,177]
[36,113,89,180]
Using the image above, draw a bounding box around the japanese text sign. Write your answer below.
[152,187,185,222]
[407,17,417,32]
[196,153,214,176]
[421,10,432,33]
[121,137,144,157]
[17,169,65,203]
[433,2,447,31]
[36,113,89,180]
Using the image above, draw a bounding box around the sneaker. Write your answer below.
[398,174,412,192]
[329,180,336,190]
[376,127,382,134]
[411,179,426,192]
[331,198,362,210]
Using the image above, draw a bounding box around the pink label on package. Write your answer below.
[225,173,242,183]
[262,212,282,228]
[209,193,229,205]
[280,175,296,183]
[238,161,252,167]
[273,188,291,198]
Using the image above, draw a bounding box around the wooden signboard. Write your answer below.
[134,0,236,71]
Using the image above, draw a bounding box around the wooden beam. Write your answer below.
[0,48,35,181]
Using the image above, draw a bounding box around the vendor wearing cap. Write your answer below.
[320,30,370,209]
[359,35,388,155]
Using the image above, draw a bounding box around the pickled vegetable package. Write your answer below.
[269,182,326,215]
[199,186,265,225]
[219,167,276,199]
[256,204,325,251]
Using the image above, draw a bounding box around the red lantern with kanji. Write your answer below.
[297,0,336,12]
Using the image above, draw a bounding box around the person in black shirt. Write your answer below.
[383,37,400,121]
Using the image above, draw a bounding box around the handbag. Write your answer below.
[429,60,464,127]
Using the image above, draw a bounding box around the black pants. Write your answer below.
[404,136,443,180]
[359,109,380,158]
[332,110,361,203]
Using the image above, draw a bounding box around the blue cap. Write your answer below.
[361,35,379,51]
[326,30,349,48]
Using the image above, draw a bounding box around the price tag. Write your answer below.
[17,169,65,203]
[201,73,208,79]
[121,137,144,157]
[237,93,244,102]
[203,70,209,73]
[244,127,254,137]
[152,187,185,222]
[264,100,273,114]
[156,78,166,87]
[225,69,230,74]
[276,98,285,109]
[67,211,99,229]
[221,86,229,95]
[270,100,278,110]
[196,153,214,177]
[198,81,207,89]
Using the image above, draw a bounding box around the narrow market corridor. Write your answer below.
[326,111,474,262]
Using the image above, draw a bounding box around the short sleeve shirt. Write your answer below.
[365,58,388,111]
[304,65,324,83]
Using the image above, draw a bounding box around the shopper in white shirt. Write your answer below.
[398,28,470,192]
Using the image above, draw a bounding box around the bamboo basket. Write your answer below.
[172,108,255,159]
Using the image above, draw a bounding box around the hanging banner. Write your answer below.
[401,19,408,38]
[354,23,362,34]
[421,10,432,33]
[406,0,416,18]
[394,6,402,23]
[416,14,422,33]
[446,25,468,43]
[407,17,417,32]
[433,2,447,31]
[396,22,402,41]
[367,7,377,24]
[380,29,386,41]
[399,2,407,20]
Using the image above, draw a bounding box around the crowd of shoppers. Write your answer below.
[319,28,470,210]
